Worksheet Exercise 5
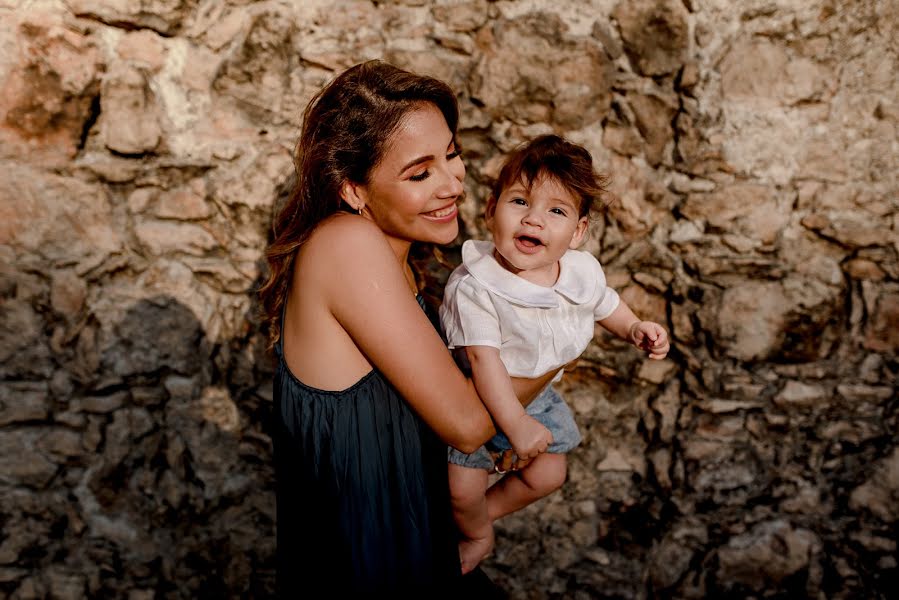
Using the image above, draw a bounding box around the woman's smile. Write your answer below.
[421,202,459,222]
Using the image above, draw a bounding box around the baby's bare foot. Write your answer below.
[459,528,495,575]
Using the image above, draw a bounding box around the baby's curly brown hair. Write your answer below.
[491,134,609,217]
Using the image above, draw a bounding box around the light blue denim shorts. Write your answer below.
[447,385,582,471]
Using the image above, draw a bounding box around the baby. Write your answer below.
[439,134,670,573]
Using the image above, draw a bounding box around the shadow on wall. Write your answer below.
[0,295,277,598]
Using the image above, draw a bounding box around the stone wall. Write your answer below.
[1,0,896,598]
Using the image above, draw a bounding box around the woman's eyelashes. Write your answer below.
[408,149,463,182]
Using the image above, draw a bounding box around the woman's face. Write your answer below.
[350,103,465,251]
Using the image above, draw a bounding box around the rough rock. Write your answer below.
[1,1,896,598]
[470,13,611,129]
[716,520,819,591]
[613,0,690,77]
[100,64,162,155]
[0,17,103,164]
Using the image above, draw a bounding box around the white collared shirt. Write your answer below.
[439,240,620,379]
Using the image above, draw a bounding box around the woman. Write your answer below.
[260,61,555,595]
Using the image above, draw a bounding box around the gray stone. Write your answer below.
[849,447,899,522]
[716,520,818,590]
[0,382,49,426]
[0,430,57,487]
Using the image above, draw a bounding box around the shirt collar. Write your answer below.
[461,240,595,308]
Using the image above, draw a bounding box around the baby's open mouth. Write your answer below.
[516,235,543,248]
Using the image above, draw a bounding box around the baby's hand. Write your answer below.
[505,414,553,460]
[628,321,670,360]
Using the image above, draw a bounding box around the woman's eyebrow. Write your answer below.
[398,155,433,175]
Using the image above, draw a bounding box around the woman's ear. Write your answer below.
[340,180,367,213]
[568,216,589,249]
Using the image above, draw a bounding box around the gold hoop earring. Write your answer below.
[357,206,363,215]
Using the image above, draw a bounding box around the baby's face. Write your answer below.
[486,175,588,282]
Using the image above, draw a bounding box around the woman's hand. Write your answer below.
[490,449,532,474]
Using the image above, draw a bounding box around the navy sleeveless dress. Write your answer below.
[273,296,462,595]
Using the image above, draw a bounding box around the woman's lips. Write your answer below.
[421,203,458,222]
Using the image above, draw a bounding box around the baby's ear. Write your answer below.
[484,195,498,226]
[569,216,589,249]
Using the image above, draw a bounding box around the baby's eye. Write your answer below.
[409,170,430,182]
[550,208,567,216]
[511,197,527,205]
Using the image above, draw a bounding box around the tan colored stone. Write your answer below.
[637,359,675,384]
[799,137,849,182]
[597,446,646,477]
[697,399,759,414]
[213,9,295,121]
[715,281,789,361]
[116,29,166,71]
[128,187,156,213]
[68,0,191,35]
[620,284,666,324]
[864,291,899,351]
[470,13,611,129]
[821,215,891,249]
[0,17,103,164]
[197,386,240,433]
[849,447,899,522]
[774,381,827,408]
[101,64,162,154]
[154,186,212,220]
[681,184,787,244]
[432,0,488,32]
[721,38,831,106]
[197,6,250,51]
[602,123,642,156]
[613,0,689,77]
[0,166,122,266]
[134,220,219,256]
[50,270,87,317]
[629,92,676,166]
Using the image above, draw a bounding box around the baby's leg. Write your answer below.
[448,463,493,575]
[486,453,567,522]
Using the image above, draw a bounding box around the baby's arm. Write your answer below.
[598,301,670,360]
[465,346,554,460]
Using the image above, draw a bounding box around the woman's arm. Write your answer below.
[302,217,494,453]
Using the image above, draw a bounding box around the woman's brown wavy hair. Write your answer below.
[259,60,460,346]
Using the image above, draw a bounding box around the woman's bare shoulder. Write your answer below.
[295,214,400,282]
[303,214,390,256]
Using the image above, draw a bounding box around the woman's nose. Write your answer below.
[437,164,464,198]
